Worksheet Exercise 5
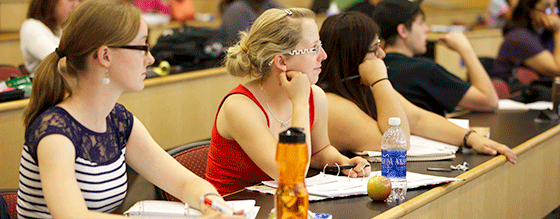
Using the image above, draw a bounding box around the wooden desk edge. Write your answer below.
[372,123,560,219]
[0,67,229,112]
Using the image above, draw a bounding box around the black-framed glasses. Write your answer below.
[109,44,150,56]
[535,6,559,15]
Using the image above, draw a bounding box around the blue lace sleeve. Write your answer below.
[112,103,134,150]
[24,107,79,162]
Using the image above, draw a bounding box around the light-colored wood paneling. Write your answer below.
[0,35,23,66]
[0,1,28,32]
[374,124,560,219]
[0,67,242,189]
[428,28,504,81]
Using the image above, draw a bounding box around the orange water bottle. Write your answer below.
[275,128,309,219]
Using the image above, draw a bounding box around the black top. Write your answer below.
[384,53,470,116]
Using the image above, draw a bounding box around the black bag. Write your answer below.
[150,25,228,71]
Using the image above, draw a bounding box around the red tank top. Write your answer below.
[205,84,315,195]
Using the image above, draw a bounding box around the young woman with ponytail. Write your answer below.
[18,0,244,218]
[205,8,371,195]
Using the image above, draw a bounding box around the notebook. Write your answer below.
[360,135,459,162]
[247,171,462,201]
[356,118,471,162]
[124,200,259,218]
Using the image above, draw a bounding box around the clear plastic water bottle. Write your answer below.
[381,117,408,203]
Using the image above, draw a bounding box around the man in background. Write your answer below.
[373,0,499,116]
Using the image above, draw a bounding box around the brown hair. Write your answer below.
[24,0,141,131]
[224,8,315,78]
[27,0,60,33]
[319,12,380,119]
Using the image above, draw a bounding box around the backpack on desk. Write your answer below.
[150,25,227,71]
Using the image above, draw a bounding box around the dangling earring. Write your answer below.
[103,69,110,85]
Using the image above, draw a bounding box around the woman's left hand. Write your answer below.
[341,157,371,178]
[468,133,517,164]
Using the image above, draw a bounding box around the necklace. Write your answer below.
[260,84,292,128]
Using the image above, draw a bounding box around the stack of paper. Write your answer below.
[124,200,259,218]
[358,135,459,162]
[498,99,552,110]
[247,171,462,200]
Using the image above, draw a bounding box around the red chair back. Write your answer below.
[492,79,510,99]
[0,65,24,81]
[516,68,540,85]
[1,189,18,219]
[157,140,211,202]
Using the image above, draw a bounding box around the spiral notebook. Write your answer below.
[356,118,472,162]
[246,171,462,201]
[359,135,460,162]
[123,200,259,218]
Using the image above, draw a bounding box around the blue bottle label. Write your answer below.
[381,148,407,178]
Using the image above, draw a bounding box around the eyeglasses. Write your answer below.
[109,43,150,56]
[288,42,323,56]
[368,39,381,56]
[535,6,559,15]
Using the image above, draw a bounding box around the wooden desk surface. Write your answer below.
[225,110,560,219]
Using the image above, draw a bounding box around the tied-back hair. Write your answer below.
[27,0,60,34]
[318,12,380,119]
[224,8,314,78]
[24,0,141,131]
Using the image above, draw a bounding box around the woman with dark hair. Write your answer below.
[494,0,560,95]
[318,12,517,163]
[218,0,282,44]
[20,0,79,76]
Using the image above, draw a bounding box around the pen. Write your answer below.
[325,164,371,171]
[427,167,452,172]
[201,196,233,215]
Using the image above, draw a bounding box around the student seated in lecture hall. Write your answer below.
[218,0,283,44]
[205,8,371,195]
[20,0,80,77]
[317,11,517,163]
[17,0,244,218]
[372,0,500,116]
[493,0,560,101]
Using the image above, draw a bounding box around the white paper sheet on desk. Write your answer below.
[498,99,553,110]
[124,200,259,218]
[258,171,461,198]
[357,135,459,162]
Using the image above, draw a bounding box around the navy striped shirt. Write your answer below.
[17,103,133,218]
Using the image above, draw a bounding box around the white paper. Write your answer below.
[261,171,461,198]
[361,135,459,161]
[498,99,553,110]
[124,200,258,219]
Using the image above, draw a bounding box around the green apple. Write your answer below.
[367,175,392,201]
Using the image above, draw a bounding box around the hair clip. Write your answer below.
[285,9,293,16]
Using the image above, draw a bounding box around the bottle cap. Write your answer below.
[279,127,306,143]
[388,117,401,126]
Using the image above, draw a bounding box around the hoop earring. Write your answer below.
[103,69,110,85]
